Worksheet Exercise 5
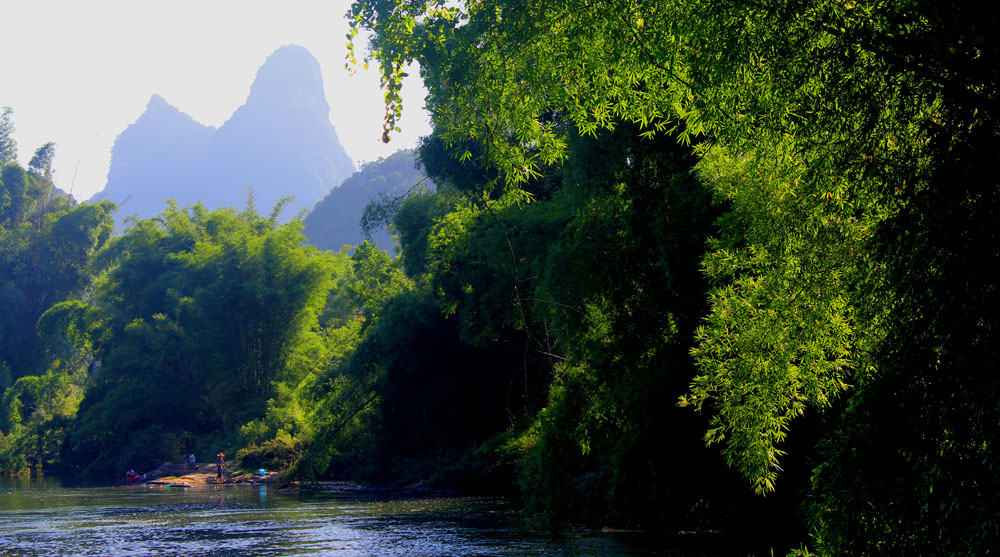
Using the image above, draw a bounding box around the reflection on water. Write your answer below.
[0,478,741,556]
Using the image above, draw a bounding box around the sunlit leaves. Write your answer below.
[349,240,412,327]
[349,0,695,186]
[59,204,344,472]
[349,1,1000,548]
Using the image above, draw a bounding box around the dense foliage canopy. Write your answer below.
[0,119,116,472]
[346,0,1000,551]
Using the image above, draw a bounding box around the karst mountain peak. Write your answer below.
[92,45,354,223]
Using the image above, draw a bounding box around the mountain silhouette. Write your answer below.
[91,45,354,223]
[303,149,431,253]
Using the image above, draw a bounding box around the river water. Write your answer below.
[0,478,747,556]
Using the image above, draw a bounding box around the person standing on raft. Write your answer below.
[215,453,225,481]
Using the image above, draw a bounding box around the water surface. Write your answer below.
[0,478,741,555]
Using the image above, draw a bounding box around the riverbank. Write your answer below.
[136,461,466,498]
[140,461,281,489]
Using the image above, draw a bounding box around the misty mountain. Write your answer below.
[91,45,354,222]
[303,149,431,253]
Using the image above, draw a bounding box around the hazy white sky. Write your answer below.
[0,0,431,202]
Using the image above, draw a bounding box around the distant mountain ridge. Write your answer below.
[91,45,354,222]
[303,149,431,253]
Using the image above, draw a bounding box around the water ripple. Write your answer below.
[0,485,740,555]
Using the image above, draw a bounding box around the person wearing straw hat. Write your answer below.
[215,452,225,481]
